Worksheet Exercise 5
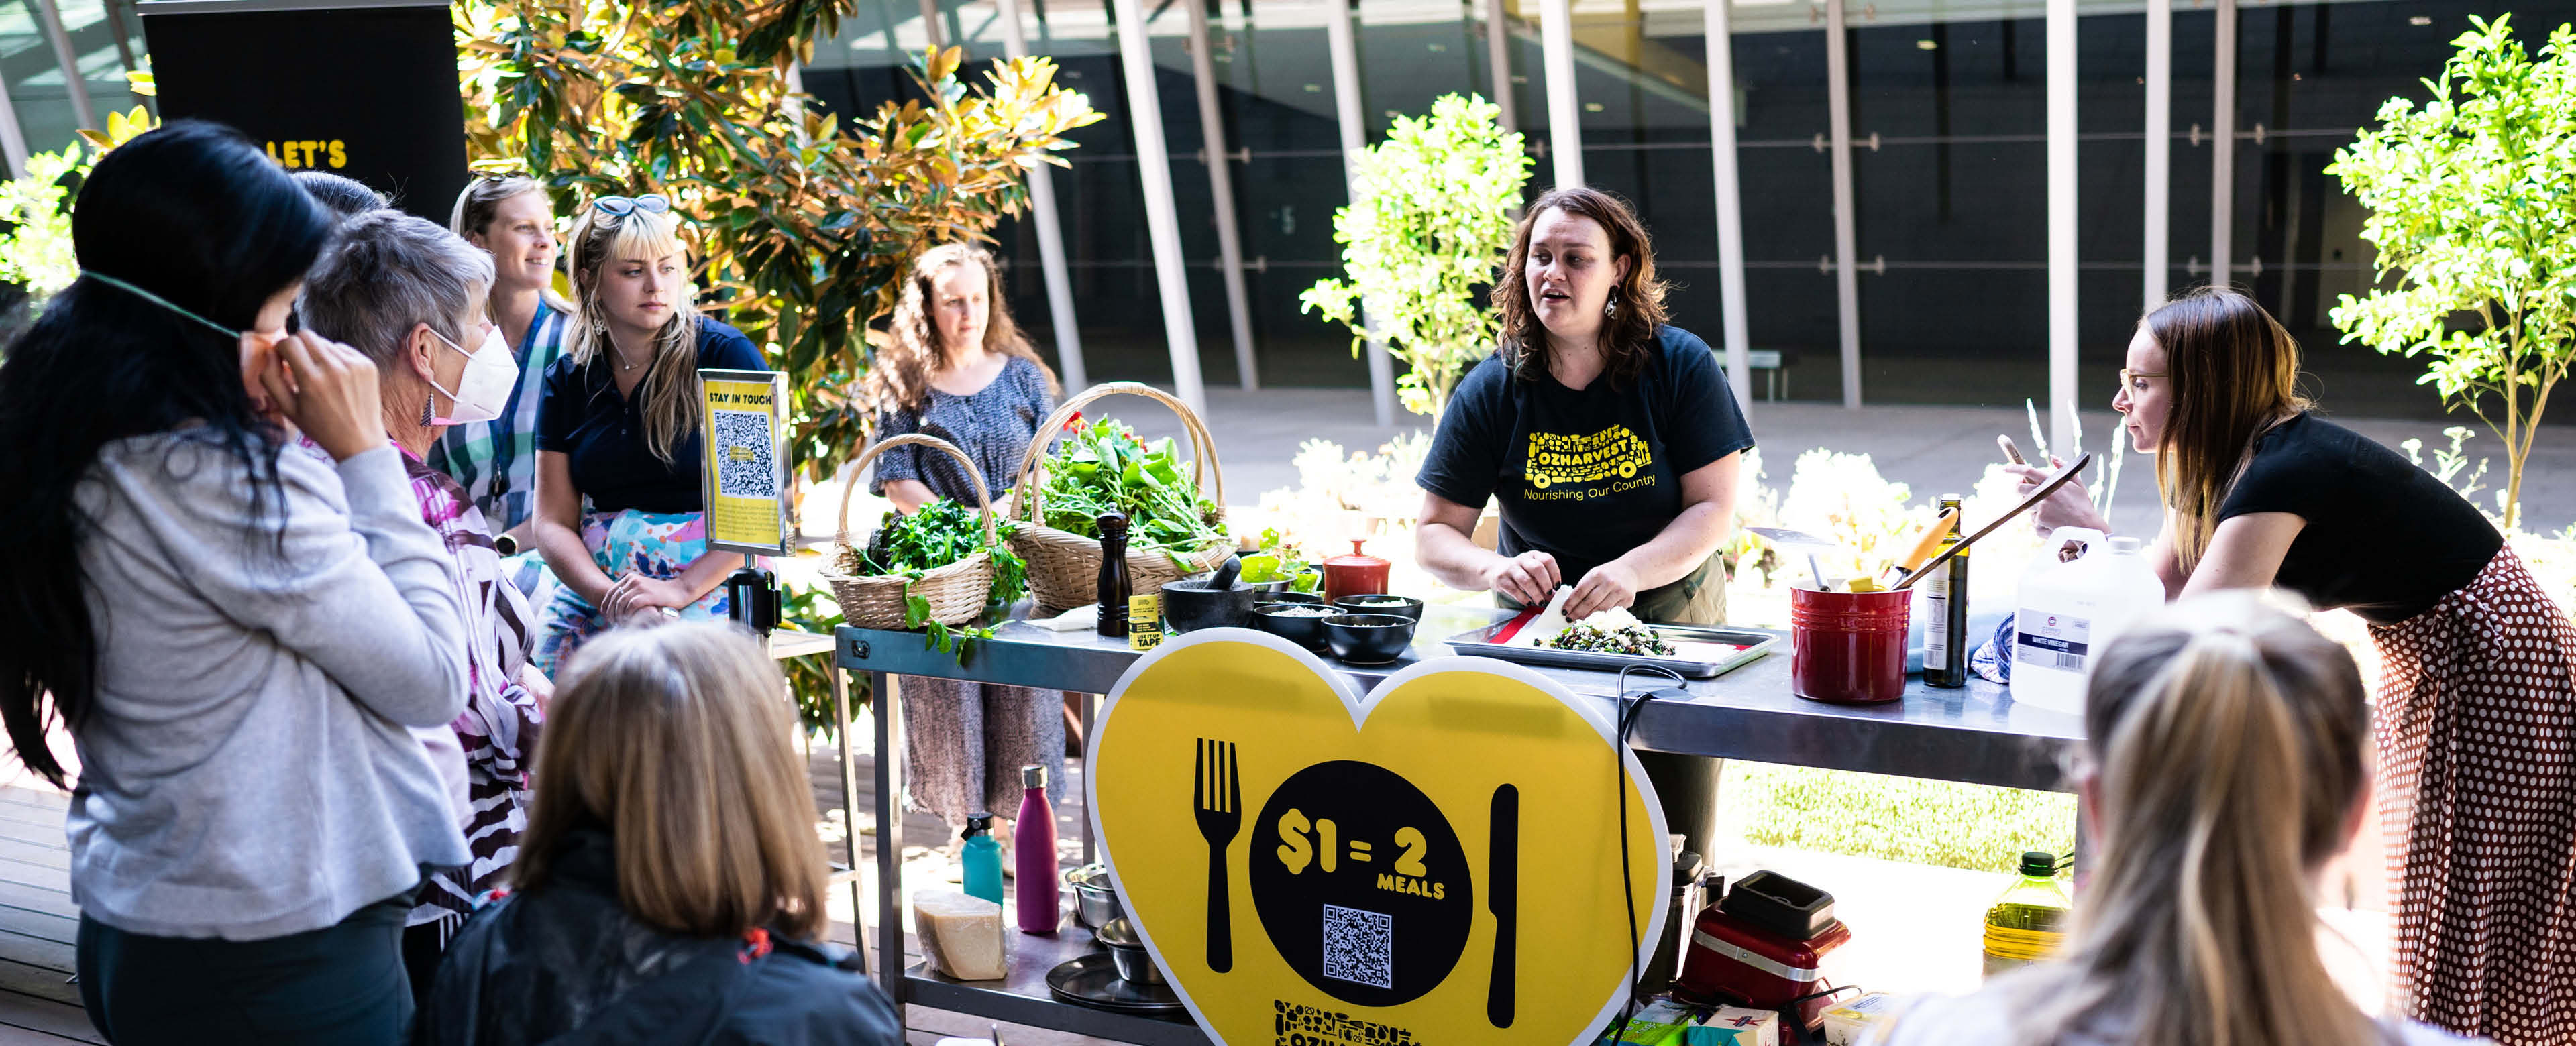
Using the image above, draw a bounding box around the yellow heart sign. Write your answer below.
[1088,628,1669,1045]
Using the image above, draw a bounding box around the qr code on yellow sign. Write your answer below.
[712,410,775,500]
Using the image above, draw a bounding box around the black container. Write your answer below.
[1322,613,1415,665]
[1159,579,1256,633]
[1719,869,1839,941]
[1252,602,1336,649]
[1332,594,1424,622]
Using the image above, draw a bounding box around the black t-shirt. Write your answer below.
[1417,325,1755,586]
[534,319,765,514]
[2216,412,2500,624]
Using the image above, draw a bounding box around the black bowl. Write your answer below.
[1255,591,1324,608]
[1332,594,1424,622]
[1159,579,1256,633]
[1323,613,1416,666]
[1252,602,1336,649]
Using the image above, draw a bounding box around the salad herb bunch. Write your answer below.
[838,497,1028,658]
[1035,419,1228,563]
[1240,526,1320,593]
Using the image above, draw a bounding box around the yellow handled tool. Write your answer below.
[1892,507,1961,576]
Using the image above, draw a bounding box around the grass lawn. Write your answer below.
[1721,762,2079,874]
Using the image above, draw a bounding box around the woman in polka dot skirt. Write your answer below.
[2010,286,2576,1045]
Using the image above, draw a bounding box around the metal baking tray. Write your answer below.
[1442,619,1780,679]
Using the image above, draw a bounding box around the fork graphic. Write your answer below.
[1194,738,1241,973]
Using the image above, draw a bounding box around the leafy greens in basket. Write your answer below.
[1035,419,1228,563]
[839,498,1030,640]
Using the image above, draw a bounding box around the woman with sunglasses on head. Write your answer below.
[2009,286,2576,1045]
[529,193,763,673]
[0,123,469,1044]
[433,174,578,560]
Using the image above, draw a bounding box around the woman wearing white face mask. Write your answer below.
[299,209,549,1002]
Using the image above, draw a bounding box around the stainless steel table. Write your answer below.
[830,605,2083,1043]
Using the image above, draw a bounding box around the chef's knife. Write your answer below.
[1487,784,1519,1029]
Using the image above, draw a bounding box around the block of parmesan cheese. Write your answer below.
[914,890,1009,980]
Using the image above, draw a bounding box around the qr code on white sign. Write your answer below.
[712,410,776,500]
[1320,903,1392,990]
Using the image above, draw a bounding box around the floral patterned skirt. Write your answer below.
[533,509,731,675]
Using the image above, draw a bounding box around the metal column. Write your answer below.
[0,62,30,177]
[2210,0,2235,288]
[994,0,1089,388]
[33,0,97,133]
[1484,0,1517,131]
[2142,0,2171,309]
[1703,0,1751,406]
[1324,0,1398,426]
[1824,0,1861,408]
[920,0,945,46]
[1538,0,1582,187]
[1112,0,1210,411]
[2046,0,2077,456]
[1185,0,1259,390]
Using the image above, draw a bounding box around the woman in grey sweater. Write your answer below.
[0,123,470,1045]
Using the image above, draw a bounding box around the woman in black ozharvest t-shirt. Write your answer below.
[2013,287,2576,1045]
[1414,185,1753,625]
[1414,186,1754,859]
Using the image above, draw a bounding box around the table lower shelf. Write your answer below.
[906,925,1212,1045]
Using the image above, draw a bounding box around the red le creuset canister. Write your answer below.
[1320,539,1391,605]
[1788,584,1912,704]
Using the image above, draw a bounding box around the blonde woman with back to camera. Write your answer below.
[1872,593,2490,1046]
[417,622,902,1043]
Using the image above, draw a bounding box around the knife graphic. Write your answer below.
[1488,783,1518,1029]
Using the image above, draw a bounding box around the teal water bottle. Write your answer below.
[962,812,1004,905]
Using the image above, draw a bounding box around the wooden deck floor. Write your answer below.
[0,729,1115,1046]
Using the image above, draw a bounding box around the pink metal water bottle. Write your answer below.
[1014,765,1060,933]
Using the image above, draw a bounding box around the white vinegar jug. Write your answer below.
[2010,528,2165,715]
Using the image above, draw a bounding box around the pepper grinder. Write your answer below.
[1096,512,1131,638]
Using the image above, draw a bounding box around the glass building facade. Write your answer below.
[1,0,146,170]
[802,0,2573,419]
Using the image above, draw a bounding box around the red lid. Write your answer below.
[1324,539,1387,569]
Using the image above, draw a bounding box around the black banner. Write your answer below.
[140,0,466,223]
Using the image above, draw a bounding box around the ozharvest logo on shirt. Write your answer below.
[1524,424,1653,491]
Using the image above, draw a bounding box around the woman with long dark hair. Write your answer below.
[2013,286,2576,1044]
[0,123,471,1044]
[1413,185,1753,862]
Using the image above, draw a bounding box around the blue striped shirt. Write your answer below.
[429,302,573,534]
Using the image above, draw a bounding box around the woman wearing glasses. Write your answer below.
[2011,286,2576,1045]
[529,194,763,672]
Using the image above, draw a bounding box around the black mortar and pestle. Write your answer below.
[1159,555,1256,633]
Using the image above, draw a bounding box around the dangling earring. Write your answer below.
[421,391,435,426]
[1604,288,1621,319]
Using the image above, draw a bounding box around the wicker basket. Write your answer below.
[1008,382,1232,615]
[821,434,1000,629]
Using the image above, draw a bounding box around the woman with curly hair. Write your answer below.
[861,243,1065,848]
